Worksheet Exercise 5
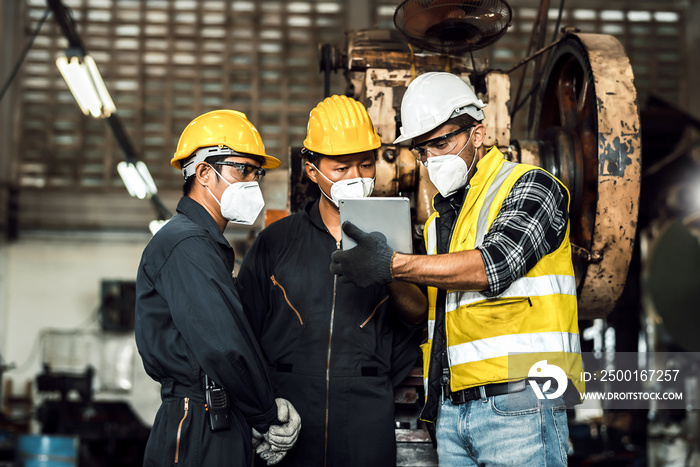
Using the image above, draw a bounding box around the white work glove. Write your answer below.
[255,440,287,465]
[253,428,287,465]
[252,428,265,449]
[265,398,301,451]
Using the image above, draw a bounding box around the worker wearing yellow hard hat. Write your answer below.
[136,109,300,466]
[236,95,427,466]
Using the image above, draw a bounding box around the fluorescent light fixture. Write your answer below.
[117,161,158,199]
[56,54,116,118]
[149,219,170,235]
[135,161,158,195]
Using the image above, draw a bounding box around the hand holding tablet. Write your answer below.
[338,197,413,253]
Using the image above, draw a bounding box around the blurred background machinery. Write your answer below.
[638,99,700,467]
[0,280,151,466]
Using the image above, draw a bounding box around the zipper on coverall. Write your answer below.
[271,275,304,325]
[174,397,189,463]
[324,241,340,466]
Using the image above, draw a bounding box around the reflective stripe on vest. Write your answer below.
[448,331,581,366]
[425,214,438,257]
[474,160,517,247]
[446,274,577,310]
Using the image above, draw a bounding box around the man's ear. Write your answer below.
[472,123,486,149]
[194,162,213,187]
[305,161,318,184]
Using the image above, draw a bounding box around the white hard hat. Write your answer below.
[394,72,486,144]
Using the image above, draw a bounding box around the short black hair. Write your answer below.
[300,148,324,167]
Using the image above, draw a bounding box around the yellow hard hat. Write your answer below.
[303,95,381,156]
[171,109,281,171]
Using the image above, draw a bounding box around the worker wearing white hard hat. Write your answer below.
[331,72,584,466]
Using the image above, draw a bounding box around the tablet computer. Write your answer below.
[338,197,413,253]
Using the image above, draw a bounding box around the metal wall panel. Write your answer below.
[14,0,347,231]
[9,0,688,232]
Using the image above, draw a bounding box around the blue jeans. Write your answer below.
[435,383,570,466]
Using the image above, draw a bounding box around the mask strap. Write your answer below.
[205,186,222,207]
[207,163,232,187]
[202,163,233,208]
[458,127,475,158]
[465,147,477,176]
[464,127,479,176]
[310,163,333,185]
[310,163,337,205]
[319,186,335,205]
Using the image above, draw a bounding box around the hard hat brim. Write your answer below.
[260,154,281,169]
[393,133,411,145]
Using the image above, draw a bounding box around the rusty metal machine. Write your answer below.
[312,0,641,321]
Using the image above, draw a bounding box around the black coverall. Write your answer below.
[135,196,278,466]
[236,199,421,467]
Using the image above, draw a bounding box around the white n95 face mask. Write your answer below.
[425,128,476,197]
[206,165,265,225]
[219,181,265,225]
[312,164,375,207]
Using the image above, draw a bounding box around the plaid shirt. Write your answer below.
[435,169,569,297]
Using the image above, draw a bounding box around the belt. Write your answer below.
[445,379,527,404]
[161,380,205,403]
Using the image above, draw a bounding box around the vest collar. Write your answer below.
[467,146,507,198]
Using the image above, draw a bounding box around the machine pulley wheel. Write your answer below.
[530,33,641,319]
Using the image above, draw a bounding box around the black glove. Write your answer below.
[330,221,395,288]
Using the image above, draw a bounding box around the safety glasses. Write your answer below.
[409,126,474,161]
[212,161,266,182]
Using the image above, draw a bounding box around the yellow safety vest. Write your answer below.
[422,147,584,398]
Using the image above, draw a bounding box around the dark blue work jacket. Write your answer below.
[236,199,421,467]
[135,196,277,466]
